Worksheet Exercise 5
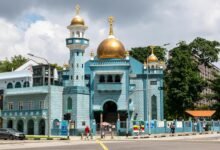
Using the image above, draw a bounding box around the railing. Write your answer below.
[97,83,122,91]
[90,59,129,66]
[116,120,220,135]
[5,86,49,96]
[66,38,89,45]
[1,109,48,117]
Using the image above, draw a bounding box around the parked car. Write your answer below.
[0,128,25,140]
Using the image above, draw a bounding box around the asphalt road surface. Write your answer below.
[1,140,219,150]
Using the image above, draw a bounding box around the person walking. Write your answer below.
[85,126,90,140]
[170,122,175,134]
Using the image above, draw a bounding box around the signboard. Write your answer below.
[61,120,68,136]
[145,121,155,128]
[157,121,164,127]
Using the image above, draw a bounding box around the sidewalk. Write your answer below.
[69,131,220,141]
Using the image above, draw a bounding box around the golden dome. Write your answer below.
[146,46,158,63]
[97,37,126,59]
[70,4,85,26]
[97,16,126,59]
[71,15,85,26]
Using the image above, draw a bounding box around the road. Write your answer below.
[0,135,220,150]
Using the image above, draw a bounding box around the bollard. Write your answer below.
[111,131,114,139]
[81,133,83,140]
[90,133,93,140]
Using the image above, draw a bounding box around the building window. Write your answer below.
[23,81,30,88]
[18,101,23,110]
[151,95,157,120]
[115,75,121,82]
[77,52,79,56]
[7,83,13,89]
[82,64,83,68]
[76,31,80,37]
[99,75,105,83]
[67,97,72,110]
[15,82,21,88]
[8,102,13,110]
[76,75,78,80]
[40,101,44,109]
[28,101,33,110]
[107,75,113,82]
[150,81,157,85]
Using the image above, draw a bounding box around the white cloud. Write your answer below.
[0,18,69,65]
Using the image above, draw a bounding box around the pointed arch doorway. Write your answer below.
[103,101,117,124]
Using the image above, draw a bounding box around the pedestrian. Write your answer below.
[85,126,90,140]
[170,122,175,134]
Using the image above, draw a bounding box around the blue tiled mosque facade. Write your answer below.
[0,5,164,135]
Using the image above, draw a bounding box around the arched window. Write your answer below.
[76,31,80,37]
[107,75,113,82]
[23,81,30,88]
[115,75,121,82]
[151,95,157,120]
[15,82,21,88]
[99,75,105,83]
[67,97,72,110]
[7,83,13,89]
[76,75,78,80]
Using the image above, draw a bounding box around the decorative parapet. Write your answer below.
[90,59,129,67]
[4,86,49,96]
[66,37,89,45]
[97,83,122,91]
[2,109,48,118]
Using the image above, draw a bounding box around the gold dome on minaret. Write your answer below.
[70,4,85,26]
[146,46,158,63]
[97,16,126,59]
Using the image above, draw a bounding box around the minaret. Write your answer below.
[66,4,89,86]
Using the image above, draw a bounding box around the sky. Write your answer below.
[0,0,220,67]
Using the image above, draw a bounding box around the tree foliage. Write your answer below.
[189,37,220,66]
[165,41,206,119]
[130,46,166,63]
[0,55,27,72]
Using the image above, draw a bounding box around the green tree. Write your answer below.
[130,46,166,63]
[165,41,205,119]
[189,37,220,66]
[0,55,27,72]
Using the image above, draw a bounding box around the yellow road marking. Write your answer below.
[96,140,109,150]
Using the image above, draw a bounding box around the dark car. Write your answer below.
[0,128,25,140]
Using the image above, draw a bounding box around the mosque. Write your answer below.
[0,5,164,135]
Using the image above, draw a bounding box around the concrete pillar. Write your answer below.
[2,118,7,128]
[34,118,39,135]
[45,118,48,135]
[23,118,27,134]
[13,119,17,130]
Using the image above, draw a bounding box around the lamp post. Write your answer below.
[27,53,51,137]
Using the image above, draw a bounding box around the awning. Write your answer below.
[185,110,216,117]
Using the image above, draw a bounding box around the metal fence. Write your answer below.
[116,120,220,135]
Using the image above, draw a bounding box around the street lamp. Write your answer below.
[27,53,51,137]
